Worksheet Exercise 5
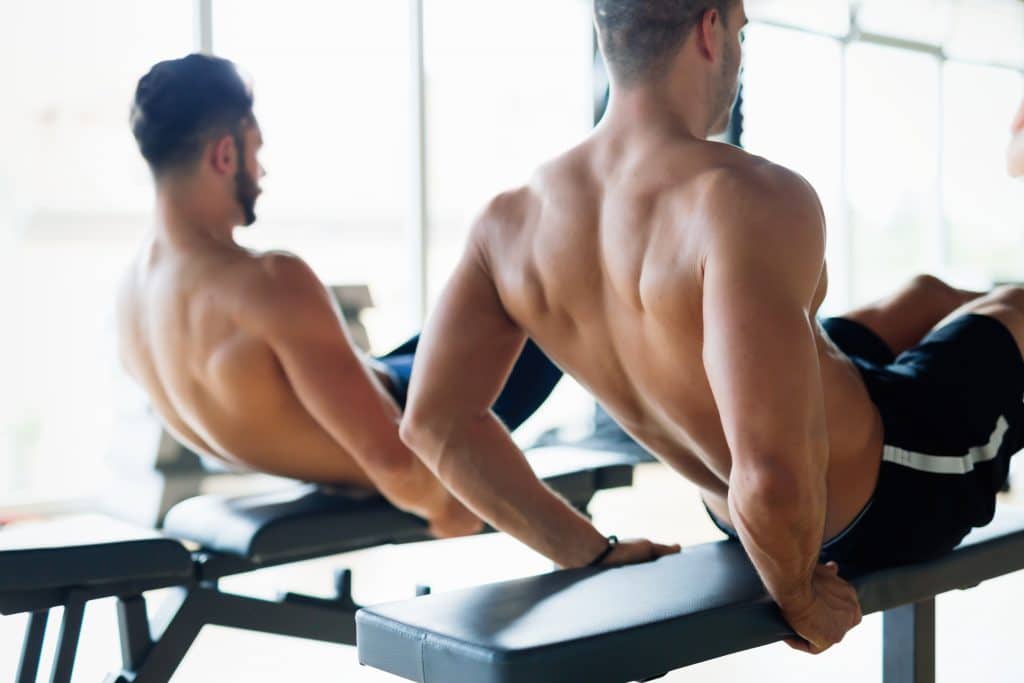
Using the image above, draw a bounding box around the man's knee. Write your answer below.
[986,285,1024,312]
[905,274,960,311]
[907,273,949,296]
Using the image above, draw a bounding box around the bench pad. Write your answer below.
[0,514,192,594]
[356,507,1024,683]
[164,448,637,565]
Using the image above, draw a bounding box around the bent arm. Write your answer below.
[702,171,830,614]
[258,258,460,523]
[399,228,609,568]
[1010,99,1024,178]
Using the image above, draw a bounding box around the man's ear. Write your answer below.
[1012,99,1024,135]
[209,134,237,176]
[694,9,723,63]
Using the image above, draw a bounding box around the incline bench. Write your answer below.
[357,506,1024,683]
[0,447,636,683]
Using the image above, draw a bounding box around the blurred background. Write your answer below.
[0,1,1022,679]
[1,0,1021,508]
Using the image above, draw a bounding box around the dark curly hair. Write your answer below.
[131,53,253,177]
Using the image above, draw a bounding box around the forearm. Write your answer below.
[372,445,458,519]
[403,412,608,568]
[728,464,827,612]
[295,356,455,519]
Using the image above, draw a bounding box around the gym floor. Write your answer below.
[2,463,1022,682]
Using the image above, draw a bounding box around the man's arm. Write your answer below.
[400,199,678,568]
[255,255,479,537]
[1009,98,1024,178]
[701,166,860,653]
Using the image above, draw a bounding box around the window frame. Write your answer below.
[750,5,1024,309]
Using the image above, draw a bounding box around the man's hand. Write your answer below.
[780,562,863,655]
[595,538,682,567]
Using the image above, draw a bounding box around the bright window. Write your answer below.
[423,0,594,303]
[944,63,1024,283]
[214,0,414,349]
[422,0,597,441]
[847,44,940,304]
[0,1,192,501]
[742,3,1024,312]
[741,25,845,310]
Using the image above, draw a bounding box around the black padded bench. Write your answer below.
[357,506,1024,683]
[162,447,636,572]
[0,447,637,683]
[0,515,193,683]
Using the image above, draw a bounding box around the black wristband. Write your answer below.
[587,535,619,567]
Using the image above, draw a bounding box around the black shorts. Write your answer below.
[376,336,562,433]
[709,314,1024,573]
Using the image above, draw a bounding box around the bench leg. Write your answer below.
[883,598,936,683]
[50,592,86,683]
[113,587,202,683]
[17,610,49,683]
[117,595,154,672]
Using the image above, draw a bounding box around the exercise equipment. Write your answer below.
[357,506,1024,683]
[0,447,636,683]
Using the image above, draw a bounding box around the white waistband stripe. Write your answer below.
[882,416,1010,475]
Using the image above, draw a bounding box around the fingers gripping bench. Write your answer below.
[357,507,1024,683]
[0,447,636,683]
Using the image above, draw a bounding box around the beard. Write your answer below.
[711,43,742,137]
[232,133,259,227]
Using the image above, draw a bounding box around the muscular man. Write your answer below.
[117,54,561,537]
[400,0,1024,654]
[1010,97,1024,177]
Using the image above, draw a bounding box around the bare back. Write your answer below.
[116,239,372,486]
[483,137,883,538]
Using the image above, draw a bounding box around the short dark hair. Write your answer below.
[131,53,254,177]
[594,0,736,84]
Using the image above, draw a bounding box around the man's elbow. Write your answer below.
[398,410,447,471]
[400,406,489,478]
[729,460,824,515]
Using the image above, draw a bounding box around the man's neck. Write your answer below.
[599,80,713,144]
[153,180,239,250]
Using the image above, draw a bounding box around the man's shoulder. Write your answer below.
[237,251,337,336]
[697,147,817,209]
[476,186,536,231]
[253,250,318,289]
[688,149,824,242]
[466,185,541,263]
[472,149,593,245]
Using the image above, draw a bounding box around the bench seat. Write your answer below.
[0,514,192,612]
[163,447,637,567]
[357,507,1024,683]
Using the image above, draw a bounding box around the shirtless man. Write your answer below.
[117,54,562,537]
[1010,96,1024,177]
[399,0,1024,654]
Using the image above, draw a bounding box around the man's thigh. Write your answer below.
[841,275,976,356]
[930,286,1024,357]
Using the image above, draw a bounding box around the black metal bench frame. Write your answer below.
[2,449,635,683]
